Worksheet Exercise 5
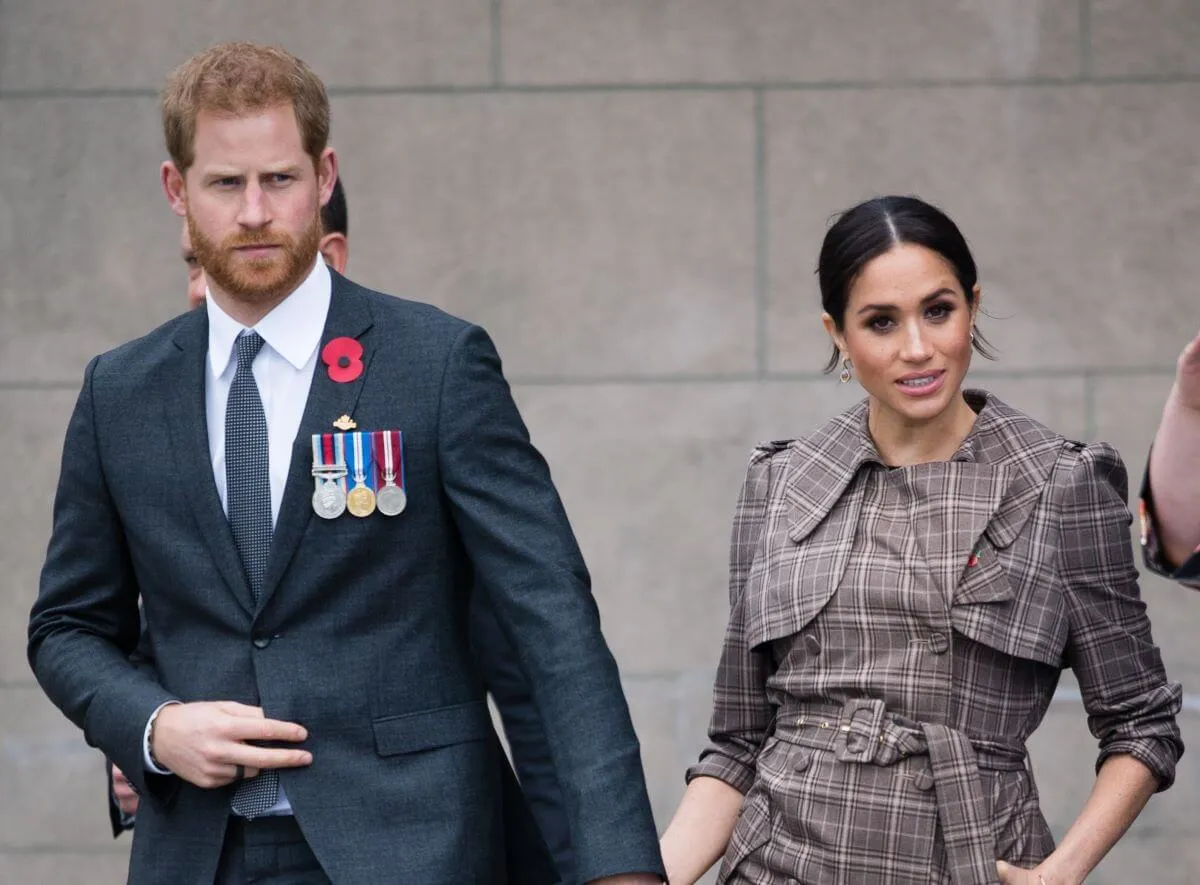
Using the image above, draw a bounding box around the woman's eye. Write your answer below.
[868,316,894,331]
[927,303,952,320]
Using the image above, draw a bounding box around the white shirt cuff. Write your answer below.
[142,701,180,774]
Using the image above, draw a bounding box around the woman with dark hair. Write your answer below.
[659,196,1182,885]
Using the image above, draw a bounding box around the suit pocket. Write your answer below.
[372,700,491,756]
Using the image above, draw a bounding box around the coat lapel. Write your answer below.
[743,403,878,649]
[259,274,375,611]
[165,310,256,616]
[906,391,1065,604]
[900,460,1008,605]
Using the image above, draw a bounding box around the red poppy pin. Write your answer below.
[964,537,984,566]
[322,336,364,383]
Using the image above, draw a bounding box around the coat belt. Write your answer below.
[775,698,1026,885]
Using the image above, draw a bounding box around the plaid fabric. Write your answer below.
[1137,462,1200,589]
[689,390,1183,885]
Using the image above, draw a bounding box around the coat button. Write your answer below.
[929,632,950,655]
[252,635,271,649]
[793,749,812,773]
[804,634,822,656]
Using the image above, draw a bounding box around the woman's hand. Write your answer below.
[996,860,1042,884]
[996,860,1078,885]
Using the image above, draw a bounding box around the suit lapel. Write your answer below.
[165,310,256,616]
[259,274,375,611]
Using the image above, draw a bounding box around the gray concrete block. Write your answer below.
[512,379,881,673]
[1091,372,1176,477]
[1091,0,1200,77]
[0,98,182,384]
[0,0,490,91]
[0,391,78,683]
[0,850,131,885]
[502,0,1080,85]
[970,374,1090,441]
[332,92,757,378]
[0,687,115,848]
[512,382,760,673]
[623,673,684,831]
[765,84,1200,374]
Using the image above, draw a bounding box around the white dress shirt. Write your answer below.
[143,256,332,818]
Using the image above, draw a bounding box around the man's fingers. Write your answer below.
[226,745,313,770]
[224,715,308,743]
[217,702,267,718]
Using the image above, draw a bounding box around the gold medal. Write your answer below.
[346,431,376,517]
[347,484,376,517]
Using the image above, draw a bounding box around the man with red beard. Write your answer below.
[31,42,661,885]
[105,178,350,837]
[104,175,579,882]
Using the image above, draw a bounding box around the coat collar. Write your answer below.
[781,389,1064,550]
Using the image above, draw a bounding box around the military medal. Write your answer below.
[311,433,348,519]
[374,429,407,516]
[346,431,377,518]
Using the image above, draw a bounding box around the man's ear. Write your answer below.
[319,232,349,275]
[162,161,188,218]
[316,148,338,208]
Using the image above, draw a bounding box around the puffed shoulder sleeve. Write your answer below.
[686,445,779,794]
[1057,442,1183,790]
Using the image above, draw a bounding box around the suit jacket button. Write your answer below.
[929,632,950,655]
[252,635,271,649]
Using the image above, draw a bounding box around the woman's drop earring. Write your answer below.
[839,357,852,384]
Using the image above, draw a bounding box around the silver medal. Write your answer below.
[311,433,349,519]
[376,483,407,516]
[312,477,347,519]
[376,430,407,517]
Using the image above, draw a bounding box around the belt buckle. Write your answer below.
[833,698,887,764]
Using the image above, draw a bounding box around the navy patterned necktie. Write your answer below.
[225,331,280,817]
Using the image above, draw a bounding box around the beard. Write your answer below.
[188,210,322,305]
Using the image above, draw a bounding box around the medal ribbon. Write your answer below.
[311,433,347,490]
[371,430,405,491]
[348,431,374,490]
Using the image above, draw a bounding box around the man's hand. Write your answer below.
[111,764,139,817]
[150,701,312,789]
[1173,327,1200,412]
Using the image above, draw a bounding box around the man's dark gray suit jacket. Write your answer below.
[28,272,664,884]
